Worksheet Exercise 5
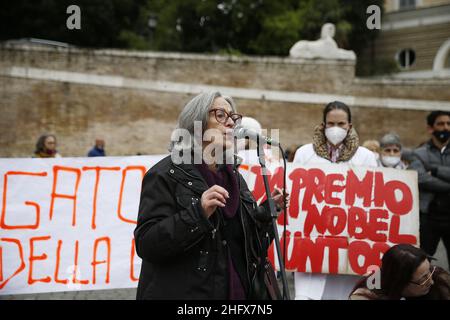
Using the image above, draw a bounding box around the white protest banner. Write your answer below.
[1,157,419,295]
[239,163,420,276]
[0,155,165,295]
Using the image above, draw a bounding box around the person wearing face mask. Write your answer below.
[293,101,377,167]
[349,244,450,300]
[409,110,450,271]
[378,133,407,169]
[292,101,377,300]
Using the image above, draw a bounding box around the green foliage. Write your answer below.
[117,30,150,50]
[357,58,400,76]
[0,0,148,48]
[249,10,302,55]
[145,0,384,58]
[1,0,384,60]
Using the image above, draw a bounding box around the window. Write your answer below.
[397,49,416,69]
[399,0,417,10]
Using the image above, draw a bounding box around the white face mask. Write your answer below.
[325,127,348,146]
[381,156,401,168]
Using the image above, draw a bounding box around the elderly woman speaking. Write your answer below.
[134,91,286,300]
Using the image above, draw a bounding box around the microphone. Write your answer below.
[233,125,280,146]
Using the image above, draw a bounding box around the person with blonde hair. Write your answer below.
[362,139,380,163]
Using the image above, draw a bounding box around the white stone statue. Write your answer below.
[289,23,356,60]
[433,38,450,72]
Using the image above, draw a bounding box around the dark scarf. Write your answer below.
[195,163,239,218]
[195,162,245,299]
[35,149,57,158]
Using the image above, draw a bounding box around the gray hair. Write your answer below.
[380,133,402,150]
[169,91,237,154]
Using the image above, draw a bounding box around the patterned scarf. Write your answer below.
[312,124,360,162]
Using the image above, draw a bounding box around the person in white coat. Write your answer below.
[237,117,283,173]
[293,101,378,300]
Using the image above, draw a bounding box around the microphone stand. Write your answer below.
[256,138,290,300]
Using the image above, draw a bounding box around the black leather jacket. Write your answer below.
[134,156,274,299]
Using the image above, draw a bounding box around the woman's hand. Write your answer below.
[271,187,290,210]
[201,185,229,218]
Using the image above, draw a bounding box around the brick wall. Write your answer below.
[0,45,356,93]
[0,45,449,158]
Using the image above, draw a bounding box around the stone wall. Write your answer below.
[0,45,356,94]
[1,44,449,159]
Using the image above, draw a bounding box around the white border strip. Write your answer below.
[2,66,450,111]
[382,13,450,30]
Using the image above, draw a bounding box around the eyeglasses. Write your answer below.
[209,109,242,125]
[410,266,436,286]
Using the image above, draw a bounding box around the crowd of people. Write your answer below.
[31,92,450,300]
[287,103,450,300]
[238,105,450,300]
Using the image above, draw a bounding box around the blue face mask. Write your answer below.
[433,130,450,143]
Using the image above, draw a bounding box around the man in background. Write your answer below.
[410,110,450,270]
[87,139,106,157]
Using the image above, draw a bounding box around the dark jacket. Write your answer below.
[409,141,450,216]
[134,156,275,300]
[87,147,105,157]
